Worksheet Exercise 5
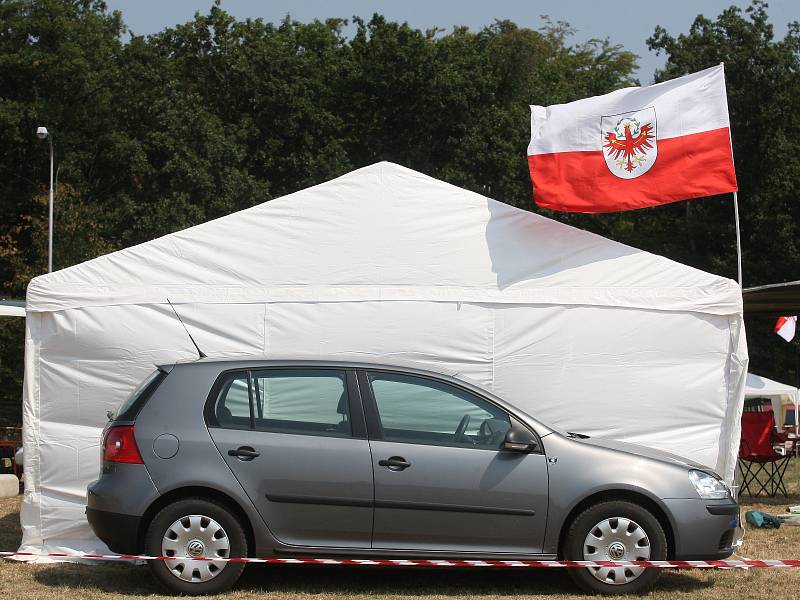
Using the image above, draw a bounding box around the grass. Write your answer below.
[0,462,799,599]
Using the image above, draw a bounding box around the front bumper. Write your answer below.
[663,497,739,559]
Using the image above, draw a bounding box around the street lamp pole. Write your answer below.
[36,126,54,272]
[47,134,53,273]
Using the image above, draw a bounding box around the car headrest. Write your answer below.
[336,392,347,415]
[217,404,233,425]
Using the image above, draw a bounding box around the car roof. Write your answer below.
[167,354,463,379]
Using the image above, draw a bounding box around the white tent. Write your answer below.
[20,161,748,556]
[0,300,25,318]
[745,372,798,432]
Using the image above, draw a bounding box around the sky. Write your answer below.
[104,1,798,82]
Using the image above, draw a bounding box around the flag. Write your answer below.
[775,316,797,342]
[527,64,738,213]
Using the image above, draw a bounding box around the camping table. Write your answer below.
[784,432,800,457]
[776,430,799,457]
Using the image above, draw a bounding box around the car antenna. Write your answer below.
[166,298,207,359]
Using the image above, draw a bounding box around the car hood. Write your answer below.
[572,436,712,472]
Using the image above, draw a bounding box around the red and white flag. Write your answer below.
[775,316,797,342]
[527,64,737,213]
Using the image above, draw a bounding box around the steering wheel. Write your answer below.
[453,414,471,443]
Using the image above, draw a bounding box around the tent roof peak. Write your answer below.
[27,162,742,316]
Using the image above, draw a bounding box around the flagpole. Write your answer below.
[733,191,742,287]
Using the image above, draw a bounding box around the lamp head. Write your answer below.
[36,126,49,140]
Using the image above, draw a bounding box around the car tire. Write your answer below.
[564,500,667,595]
[144,497,248,595]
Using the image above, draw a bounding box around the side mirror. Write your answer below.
[502,422,539,453]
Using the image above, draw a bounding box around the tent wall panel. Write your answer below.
[265,301,494,387]
[492,305,734,471]
[21,300,745,555]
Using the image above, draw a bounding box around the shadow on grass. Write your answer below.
[739,484,800,507]
[31,562,713,597]
[740,495,800,508]
[0,499,21,550]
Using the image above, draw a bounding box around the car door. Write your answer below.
[361,369,549,554]
[208,367,374,548]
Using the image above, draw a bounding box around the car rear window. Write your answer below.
[210,372,252,430]
[115,369,167,422]
[251,369,350,437]
[207,369,351,437]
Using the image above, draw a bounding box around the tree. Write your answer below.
[338,15,637,206]
[647,0,800,384]
[0,0,125,425]
[0,0,124,277]
[0,1,654,426]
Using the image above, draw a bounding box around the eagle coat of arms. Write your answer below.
[601,107,658,179]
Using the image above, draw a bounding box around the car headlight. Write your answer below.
[688,469,730,499]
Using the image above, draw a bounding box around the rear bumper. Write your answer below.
[85,462,160,554]
[663,498,739,559]
[85,507,141,555]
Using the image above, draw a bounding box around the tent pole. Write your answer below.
[733,191,742,287]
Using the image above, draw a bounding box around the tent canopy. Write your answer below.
[745,372,797,400]
[745,372,798,428]
[0,299,25,318]
[27,162,741,314]
[20,162,747,556]
[743,281,800,316]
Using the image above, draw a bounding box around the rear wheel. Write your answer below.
[144,498,247,595]
[564,500,667,595]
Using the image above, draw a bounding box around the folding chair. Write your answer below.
[738,410,792,497]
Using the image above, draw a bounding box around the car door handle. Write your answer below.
[378,456,411,471]
[228,446,260,460]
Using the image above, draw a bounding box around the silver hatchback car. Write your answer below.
[87,358,738,595]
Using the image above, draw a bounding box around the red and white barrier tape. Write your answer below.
[2,551,800,569]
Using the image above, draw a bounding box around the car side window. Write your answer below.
[213,372,252,430]
[251,369,351,437]
[367,372,510,449]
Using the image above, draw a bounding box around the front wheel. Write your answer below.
[563,500,667,595]
[144,498,248,595]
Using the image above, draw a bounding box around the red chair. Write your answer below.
[738,410,792,497]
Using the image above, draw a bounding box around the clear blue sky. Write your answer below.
[105,0,798,82]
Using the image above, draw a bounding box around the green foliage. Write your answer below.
[0,2,639,284]
[646,0,800,386]
[0,1,797,423]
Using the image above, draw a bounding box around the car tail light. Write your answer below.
[103,425,143,464]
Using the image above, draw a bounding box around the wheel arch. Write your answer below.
[138,486,256,556]
[556,488,676,560]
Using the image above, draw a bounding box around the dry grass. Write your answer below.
[0,463,799,599]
